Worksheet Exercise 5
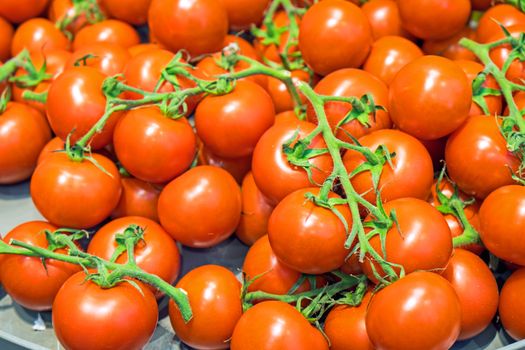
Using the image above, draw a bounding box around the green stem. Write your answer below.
[22,90,48,103]
[0,50,30,82]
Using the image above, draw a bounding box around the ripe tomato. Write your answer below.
[37,137,65,165]
[343,129,434,204]
[0,102,51,184]
[113,107,196,184]
[218,0,269,30]
[11,18,69,56]
[0,0,49,24]
[389,55,471,140]
[48,0,96,34]
[445,116,519,198]
[299,0,372,76]
[361,198,452,282]
[111,177,161,222]
[499,268,525,340]
[268,187,351,274]
[0,221,81,311]
[127,43,160,57]
[366,271,461,350]
[308,68,391,142]
[101,0,151,25]
[232,301,329,349]
[265,70,309,113]
[479,185,525,265]
[488,24,525,84]
[397,0,471,40]
[67,43,131,76]
[148,0,228,56]
[363,35,423,85]
[53,271,158,350]
[324,291,373,350]
[362,0,411,40]
[158,165,241,248]
[30,152,122,229]
[197,143,252,184]
[0,17,13,61]
[442,249,499,340]
[169,265,242,350]
[506,91,525,115]
[422,27,477,61]
[73,19,140,50]
[476,4,525,43]
[223,35,259,60]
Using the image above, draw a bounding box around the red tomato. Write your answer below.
[111,177,161,222]
[73,20,140,50]
[37,137,64,165]
[197,143,252,184]
[366,271,461,350]
[0,221,81,310]
[251,119,333,205]
[218,0,269,30]
[363,35,423,85]
[488,24,525,84]
[389,55,472,140]
[48,0,91,34]
[361,198,452,282]
[477,4,525,43]
[11,18,69,56]
[499,268,525,340]
[148,0,228,56]
[265,70,309,113]
[67,43,131,76]
[445,116,520,198]
[53,271,158,350]
[195,53,266,88]
[0,0,49,24]
[268,187,351,274]
[506,91,525,115]
[169,265,242,350]
[127,43,160,57]
[397,0,471,40]
[113,107,196,184]
[253,11,300,65]
[223,35,259,60]
[422,27,477,61]
[299,0,372,75]
[158,166,241,248]
[362,0,412,40]
[442,249,498,340]
[0,102,51,184]
[30,152,122,228]
[0,17,13,61]
[102,0,151,25]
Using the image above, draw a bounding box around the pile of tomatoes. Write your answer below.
[0,0,525,349]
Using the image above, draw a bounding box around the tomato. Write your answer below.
[363,35,423,85]
[268,187,351,274]
[499,268,525,340]
[197,144,252,184]
[11,18,69,56]
[73,20,140,50]
[218,0,269,30]
[479,185,525,265]
[361,198,452,282]
[127,43,160,57]
[274,110,300,125]
[477,4,525,43]
[308,68,391,142]
[0,0,49,24]
[324,291,373,350]
[236,172,275,245]
[506,91,525,115]
[113,107,196,184]
[422,27,477,61]
[169,265,242,350]
[102,0,151,25]
[158,165,241,248]
[231,301,329,350]
[251,119,333,205]
[299,0,372,76]
[67,43,131,76]
[48,0,105,34]
[343,129,434,204]
[398,0,471,40]
[37,137,65,165]
[366,271,461,350]
[111,177,161,222]
[442,249,498,340]
[454,59,503,117]
[362,0,412,40]
[488,24,525,84]
[389,55,471,140]
[0,17,13,61]
[0,102,52,184]
[445,116,520,198]
[223,35,259,60]
[46,66,122,150]
[30,152,122,228]
[149,0,228,56]
[53,271,158,350]
[264,70,309,114]
[0,221,81,311]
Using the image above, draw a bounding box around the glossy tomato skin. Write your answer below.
[362,0,411,40]
[299,0,372,76]
[398,0,471,40]
[67,43,131,76]
[113,107,196,184]
[73,20,140,50]
[265,70,309,113]
[442,249,499,340]
[218,0,269,30]
[343,129,434,204]
[268,187,352,274]
[37,137,64,165]
[366,271,461,350]
[0,17,13,61]
[48,0,96,34]
[0,221,81,311]
[422,27,477,61]
[30,152,122,229]
[0,0,49,24]
[111,177,161,222]
[149,0,228,56]
[254,11,300,65]
[102,0,151,25]
[488,24,525,84]
[389,55,471,140]
[363,35,423,85]
[46,66,122,150]
[53,271,158,350]
[158,166,241,248]
[445,116,520,199]
[128,43,160,57]
[477,4,525,43]
[0,102,51,184]
[11,18,69,56]
[499,268,525,340]
[251,119,333,205]
[197,144,252,184]
[169,265,242,350]
[231,300,329,350]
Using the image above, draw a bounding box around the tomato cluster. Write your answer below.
[0,0,525,349]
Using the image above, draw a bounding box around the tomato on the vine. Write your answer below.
[499,268,525,340]
[362,0,412,40]
[101,0,151,25]
[111,177,161,222]
[0,0,49,24]
[73,19,140,50]
[0,17,13,62]
[476,4,525,43]
[67,43,131,76]
[422,27,477,61]
[11,18,69,56]
[218,0,269,30]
